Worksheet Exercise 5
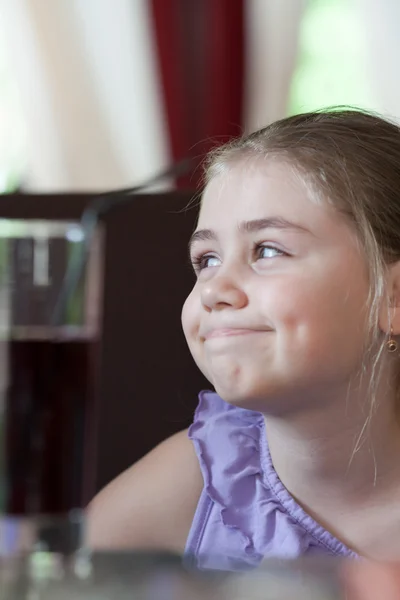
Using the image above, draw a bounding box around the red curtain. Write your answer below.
[150,0,245,189]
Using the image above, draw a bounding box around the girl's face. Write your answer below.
[181,161,372,413]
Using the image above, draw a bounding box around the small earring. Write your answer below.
[387,327,398,353]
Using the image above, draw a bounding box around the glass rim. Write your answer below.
[0,220,84,240]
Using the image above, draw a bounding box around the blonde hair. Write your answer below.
[204,108,400,422]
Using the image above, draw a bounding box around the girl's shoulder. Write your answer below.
[87,427,203,553]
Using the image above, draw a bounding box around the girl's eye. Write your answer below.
[192,254,221,272]
[191,245,286,273]
[257,244,286,260]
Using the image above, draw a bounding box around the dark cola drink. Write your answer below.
[0,221,102,560]
[2,335,98,516]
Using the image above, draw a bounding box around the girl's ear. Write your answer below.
[379,261,400,334]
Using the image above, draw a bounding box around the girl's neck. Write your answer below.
[264,376,400,558]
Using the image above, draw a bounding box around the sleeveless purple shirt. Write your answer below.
[185,391,357,571]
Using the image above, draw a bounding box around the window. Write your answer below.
[289,0,376,115]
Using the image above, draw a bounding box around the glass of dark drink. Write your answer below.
[0,219,102,577]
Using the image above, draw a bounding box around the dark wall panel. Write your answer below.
[0,192,209,494]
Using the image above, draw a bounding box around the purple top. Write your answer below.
[185,391,357,571]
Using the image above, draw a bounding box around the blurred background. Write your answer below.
[0,0,397,194]
[0,0,399,493]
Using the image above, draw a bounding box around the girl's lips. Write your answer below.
[204,328,272,340]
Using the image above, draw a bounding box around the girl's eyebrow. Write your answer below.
[188,217,311,253]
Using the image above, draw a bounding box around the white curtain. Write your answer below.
[244,0,307,132]
[0,0,171,192]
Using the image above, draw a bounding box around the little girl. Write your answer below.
[88,109,400,575]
